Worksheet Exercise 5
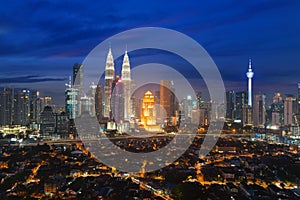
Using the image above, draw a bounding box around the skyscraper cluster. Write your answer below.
[225,60,300,132]
[0,89,52,126]
[0,88,70,138]
[1,55,299,138]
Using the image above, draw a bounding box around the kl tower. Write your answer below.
[246,59,254,106]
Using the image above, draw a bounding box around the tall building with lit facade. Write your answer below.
[40,106,56,137]
[104,48,115,117]
[141,91,156,126]
[225,90,235,119]
[160,80,176,119]
[284,95,297,125]
[196,91,202,108]
[95,84,103,121]
[73,63,83,86]
[272,111,281,126]
[80,96,93,116]
[0,88,13,126]
[253,94,266,126]
[111,77,124,122]
[199,107,209,127]
[29,91,40,124]
[65,87,79,119]
[39,97,52,109]
[246,59,254,107]
[13,89,30,126]
[180,95,196,119]
[121,50,131,120]
[88,82,97,117]
[243,105,253,125]
[55,111,68,139]
[269,93,284,126]
[273,92,283,103]
[72,64,83,117]
[235,91,247,121]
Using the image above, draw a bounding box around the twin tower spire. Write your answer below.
[104,47,131,80]
[104,47,131,119]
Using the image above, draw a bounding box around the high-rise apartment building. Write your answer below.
[40,106,56,137]
[13,89,30,125]
[30,91,40,124]
[284,95,297,125]
[235,91,247,121]
[0,88,13,126]
[253,94,266,126]
[160,80,176,119]
[95,84,103,122]
[225,90,235,119]
[65,88,79,119]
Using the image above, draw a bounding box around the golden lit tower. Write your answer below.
[121,50,131,120]
[141,91,156,126]
[104,48,115,117]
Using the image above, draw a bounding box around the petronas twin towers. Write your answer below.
[104,48,132,120]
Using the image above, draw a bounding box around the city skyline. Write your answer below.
[1,2,300,199]
[0,1,300,105]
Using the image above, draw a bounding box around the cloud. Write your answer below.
[0,75,67,84]
[0,0,299,105]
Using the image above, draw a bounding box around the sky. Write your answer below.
[0,0,299,105]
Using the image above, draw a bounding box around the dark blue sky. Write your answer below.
[0,0,299,105]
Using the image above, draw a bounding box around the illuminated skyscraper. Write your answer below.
[30,90,39,124]
[196,91,202,108]
[13,89,30,125]
[80,96,93,116]
[253,94,266,126]
[243,105,253,125]
[88,82,97,117]
[104,48,115,117]
[72,64,83,116]
[160,80,173,119]
[73,63,83,86]
[180,95,197,119]
[0,88,13,126]
[40,106,56,137]
[246,59,254,106]
[270,93,284,126]
[141,91,156,126]
[284,95,297,125]
[225,90,235,119]
[65,87,79,119]
[95,84,103,122]
[121,50,131,119]
[273,92,283,103]
[235,91,247,121]
[111,77,124,122]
